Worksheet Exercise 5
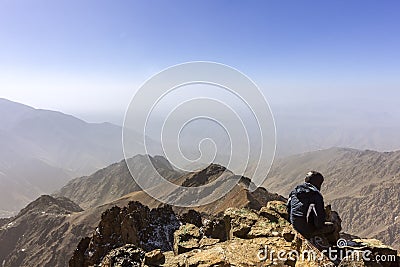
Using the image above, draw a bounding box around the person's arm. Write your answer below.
[286,191,293,217]
[286,196,292,216]
[312,193,326,229]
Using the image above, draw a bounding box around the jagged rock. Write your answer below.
[259,201,290,226]
[101,244,144,267]
[199,237,220,248]
[179,209,203,227]
[173,224,201,255]
[247,218,279,238]
[69,201,180,267]
[139,205,180,251]
[71,200,398,267]
[171,245,228,266]
[165,236,333,267]
[223,205,292,240]
[144,249,165,266]
[224,208,259,239]
[265,200,290,220]
[68,237,90,267]
[202,217,227,241]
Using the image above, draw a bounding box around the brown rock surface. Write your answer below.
[144,249,165,266]
[94,201,398,267]
[173,224,201,255]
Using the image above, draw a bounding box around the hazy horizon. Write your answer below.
[2,96,400,157]
[1,1,399,127]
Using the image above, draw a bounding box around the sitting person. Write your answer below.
[287,171,336,242]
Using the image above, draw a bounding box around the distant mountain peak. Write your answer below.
[181,163,228,187]
[17,195,83,217]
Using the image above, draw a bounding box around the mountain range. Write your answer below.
[0,98,131,216]
[0,99,399,266]
[54,147,400,251]
[2,98,400,218]
[0,157,283,266]
[0,151,398,266]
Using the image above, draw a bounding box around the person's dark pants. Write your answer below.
[303,222,337,245]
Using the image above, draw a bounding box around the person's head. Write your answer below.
[305,171,324,190]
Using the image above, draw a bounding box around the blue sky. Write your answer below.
[0,0,399,123]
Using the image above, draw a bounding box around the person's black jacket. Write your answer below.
[287,182,326,237]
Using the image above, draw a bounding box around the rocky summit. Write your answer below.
[69,200,399,267]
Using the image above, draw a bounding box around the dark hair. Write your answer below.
[305,171,324,190]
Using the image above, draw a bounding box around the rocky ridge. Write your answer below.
[1,153,398,266]
[70,200,399,267]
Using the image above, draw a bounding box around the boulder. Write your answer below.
[224,208,259,239]
[144,249,165,266]
[173,223,201,255]
[203,217,227,241]
[266,200,289,220]
[179,209,203,227]
[101,244,144,267]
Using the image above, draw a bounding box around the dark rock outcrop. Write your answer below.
[144,249,165,266]
[203,217,227,241]
[178,209,203,227]
[69,201,180,267]
[100,244,144,267]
